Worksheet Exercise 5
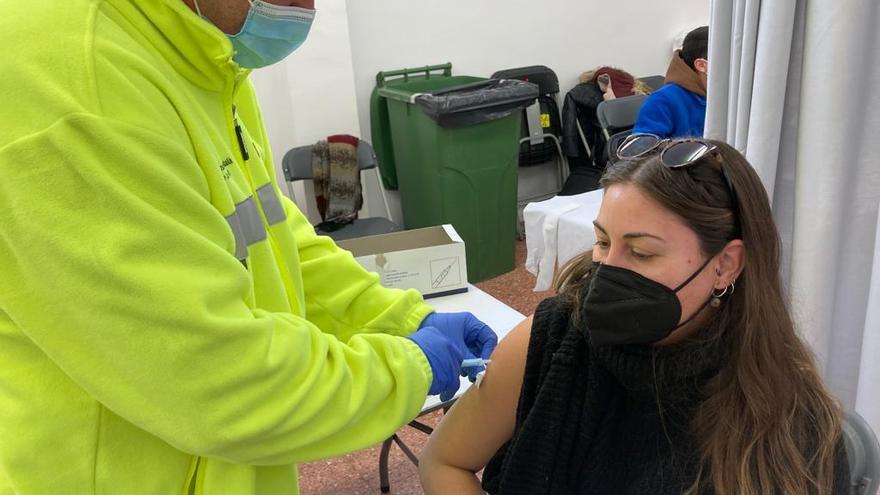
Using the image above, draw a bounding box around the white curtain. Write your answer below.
[705,0,880,432]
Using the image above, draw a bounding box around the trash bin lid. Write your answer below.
[414,79,539,128]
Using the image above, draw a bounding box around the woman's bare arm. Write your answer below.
[419,316,533,494]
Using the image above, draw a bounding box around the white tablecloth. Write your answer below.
[421,285,526,411]
[523,190,604,291]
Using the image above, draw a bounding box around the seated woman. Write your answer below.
[419,137,850,495]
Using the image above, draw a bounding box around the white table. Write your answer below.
[378,284,525,492]
[523,190,604,291]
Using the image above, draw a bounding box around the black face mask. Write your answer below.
[582,258,713,346]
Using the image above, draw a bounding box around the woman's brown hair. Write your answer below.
[555,140,843,494]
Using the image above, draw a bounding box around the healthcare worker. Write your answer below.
[0,0,497,493]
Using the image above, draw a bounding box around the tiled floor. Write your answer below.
[298,240,552,495]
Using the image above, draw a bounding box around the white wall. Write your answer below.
[344,0,710,221]
[250,0,368,224]
[252,0,710,224]
[346,0,710,136]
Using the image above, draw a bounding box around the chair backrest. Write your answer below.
[843,411,880,495]
[605,129,633,165]
[282,140,378,182]
[281,139,396,226]
[596,95,648,135]
[490,65,559,96]
[638,75,666,92]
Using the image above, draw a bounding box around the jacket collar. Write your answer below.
[664,50,706,97]
[104,0,249,92]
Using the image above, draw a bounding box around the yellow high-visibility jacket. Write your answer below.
[0,1,433,493]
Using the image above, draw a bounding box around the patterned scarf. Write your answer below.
[312,134,363,229]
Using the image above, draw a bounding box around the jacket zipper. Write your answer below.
[185,456,202,495]
[232,105,250,162]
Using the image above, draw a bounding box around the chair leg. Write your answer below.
[378,436,394,493]
[391,434,420,466]
[408,420,434,435]
[378,411,450,492]
[376,168,395,225]
[576,119,593,160]
[548,135,569,188]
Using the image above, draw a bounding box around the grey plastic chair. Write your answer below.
[639,74,666,92]
[843,411,880,495]
[281,141,401,241]
[596,94,648,141]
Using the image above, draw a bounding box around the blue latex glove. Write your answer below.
[407,326,465,400]
[419,312,499,386]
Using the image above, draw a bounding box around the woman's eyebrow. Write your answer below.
[623,232,666,242]
[593,221,666,242]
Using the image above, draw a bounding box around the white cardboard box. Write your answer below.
[337,224,468,298]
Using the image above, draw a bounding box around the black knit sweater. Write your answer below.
[481,296,850,495]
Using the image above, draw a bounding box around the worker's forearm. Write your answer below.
[285,196,433,339]
[420,463,484,495]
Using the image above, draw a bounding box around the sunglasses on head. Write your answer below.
[615,133,741,234]
[616,133,717,165]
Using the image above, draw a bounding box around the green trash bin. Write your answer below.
[373,64,538,282]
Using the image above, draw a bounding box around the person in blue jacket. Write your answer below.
[633,26,709,138]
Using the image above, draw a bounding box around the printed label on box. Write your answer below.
[430,257,461,289]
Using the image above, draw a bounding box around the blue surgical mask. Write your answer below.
[195,0,316,69]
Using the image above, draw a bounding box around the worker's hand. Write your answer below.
[418,312,498,383]
[407,326,465,400]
